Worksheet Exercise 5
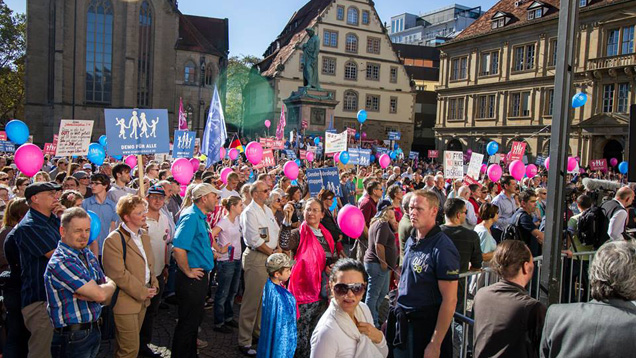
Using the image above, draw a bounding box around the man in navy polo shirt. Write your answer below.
[394,190,459,358]
[8,181,65,358]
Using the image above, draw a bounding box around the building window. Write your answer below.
[344,61,357,80]
[362,10,370,25]
[479,50,499,76]
[343,90,358,111]
[347,7,359,26]
[184,61,196,84]
[603,84,615,112]
[513,44,536,72]
[622,26,635,55]
[390,97,398,113]
[337,5,344,20]
[345,33,358,53]
[323,30,338,47]
[450,56,468,80]
[548,39,557,67]
[322,57,336,75]
[137,0,152,107]
[527,8,542,20]
[85,0,113,104]
[491,18,505,29]
[448,98,464,120]
[477,94,496,119]
[545,89,554,116]
[367,37,381,54]
[510,91,531,117]
[580,0,588,7]
[205,63,215,86]
[365,94,380,111]
[607,29,620,56]
[618,83,630,113]
[390,66,398,83]
[603,26,634,57]
[366,63,380,81]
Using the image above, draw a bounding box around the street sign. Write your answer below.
[105,109,170,156]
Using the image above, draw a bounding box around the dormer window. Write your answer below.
[527,2,547,20]
[579,0,588,7]
[491,12,510,29]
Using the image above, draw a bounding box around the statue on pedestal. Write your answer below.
[299,28,320,89]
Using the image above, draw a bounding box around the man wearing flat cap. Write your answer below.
[5,181,65,358]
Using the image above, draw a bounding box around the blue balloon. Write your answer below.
[87,210,101,245]
[571,92,588,108]
[357,109,367,124]
[5,119,29,145]
[314,137,320,145]
[390,151,397,160]
[369,154,375,162]
[295,159,301,167]
[87,143,106,166]
[486,141,499,156]
[340,151,350,165]
[291,180,298,186]
[98,135,108,148]
[394,143,399,150]
[111,154,123,161]
[329,199,337,212]
[618,161,628,174]
[355,133,360,140]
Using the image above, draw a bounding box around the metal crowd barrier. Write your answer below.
[453,251,596,358]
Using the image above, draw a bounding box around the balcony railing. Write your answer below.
[586,53,636,71]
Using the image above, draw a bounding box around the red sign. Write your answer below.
[346,128,357,136]
[463,175,482,187]
[272,139,285,150]
[0,131,6,141]
[589,158,608,172]
[509,141,527,161]
[299,150,307,160]
[301,119,308,129]
[259,138,273,148]
[43,143,56,155]
[428,150,439,158]
[254,149,276,169]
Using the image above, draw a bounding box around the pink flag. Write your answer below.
[178,97,188,130]
[276,104,286,140]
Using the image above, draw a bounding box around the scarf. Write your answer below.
[323,298,385,358]
[287,222,334,305]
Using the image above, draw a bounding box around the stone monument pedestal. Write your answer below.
[283,87,340,135]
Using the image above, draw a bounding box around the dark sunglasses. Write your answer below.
[333,283,366,296]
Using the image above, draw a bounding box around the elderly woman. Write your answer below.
[102,194,159,358]
[540,241,636,357]
[311,259,388,358]
[282,198,336,358]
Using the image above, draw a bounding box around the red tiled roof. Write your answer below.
[176,14,228,57]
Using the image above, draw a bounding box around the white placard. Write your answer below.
[325,131,348,154]
[444,151,464,179]
[55,120,94,156]
[466,153,484,180]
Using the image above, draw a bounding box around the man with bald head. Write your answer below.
[601,186,635,241]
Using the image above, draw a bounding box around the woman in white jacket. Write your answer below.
[310,259,388,358]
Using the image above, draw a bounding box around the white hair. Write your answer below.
[590,241,636,301]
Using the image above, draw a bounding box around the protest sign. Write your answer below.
[284,149,297,159]
[349,148,372,166]
[346,128,357,137]
[0,141,15,153]
[0,132,5,141]
[105,109,170,156]
[409,151,419,160]
[259,138,273,148]
[299,150,307,160]
[306,167,342,197]
[444,151,464,179]
[43,143,56,155]
[510,141,527,161]
[172,130,196,158]
[463,175,482,187]
[466,153,484,180]
[254,149,276,169]
[55,120,94,156]
[272,139,285,150]
[325,131,347,154]
[589,158,608,172]
[428,150,439,159]
[535,155,545,166]
[388,131,401,141]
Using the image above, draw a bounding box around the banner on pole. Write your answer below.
[349,148,372,166]
[105,109,170,155]
[589,158,608,172]
[306,167,343,197]
[444,151,464,179]
[55,120,94,156]
[172,130,196,158]
[466,153,484,180]
[325,131,348,154]
[509,141,527,161]
[428,150,439,158]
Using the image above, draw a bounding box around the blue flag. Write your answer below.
[202,85,227,166]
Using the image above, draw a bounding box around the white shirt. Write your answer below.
[608,199,628,241]
[240,201,280,250]
[215,216,242,261]
[146,211,171,277]
[220,187,240,199]
[122,223,151,284]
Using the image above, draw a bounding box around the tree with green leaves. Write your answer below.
[224,55,260,127]
[0,0,26,121]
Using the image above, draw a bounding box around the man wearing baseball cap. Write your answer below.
[171,183,220,357]
[5,182,64,358]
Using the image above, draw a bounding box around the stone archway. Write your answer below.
[446,138,464,152]
[603,139,623,162]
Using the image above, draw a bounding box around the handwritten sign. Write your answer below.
[466,153,484,180]
[105,109,170,156]
[589,158,608,172]
[55,120,94,156]
[428,150,439,158]
[509,141,527,161]
[325,131,348,154]
[444,151,464,179]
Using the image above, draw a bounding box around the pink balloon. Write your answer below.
[467,149,473,155]
[15,144,44,177]
[172,158,194,185]
[362,132,367,139]
[526,164,538,178]
[487,164,502,182]
[219,147,226,159]
[306,151,315,162]
[544,157,550,170]
[610,157,618,167]
[264,120,271,128]
[124,155,137,168]
[245,142,263,165]
[379,154,391,169]
[567,157,577,171]
[480,164,488,173]
[337,204,365,238]
[220,167,233,184]
[180,184,187,197]
[283,161,299,180]
[509,160,526,181]
[229,148,239,160]
[334,152,340,163]
[190,158,200,173]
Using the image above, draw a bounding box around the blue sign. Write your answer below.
[306,167,343,197]
[388,131,401,141]
[349,148,372,166]
[104,109,170,156]
[172,130,196,158]
[376,147,389,155]
[0,141,15,153]
[409,151,419,160]
[535,155,545,166]
[284,150,297,159]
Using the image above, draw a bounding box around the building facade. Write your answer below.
[25,0,228,144]
[243,0,416,150]
[435,0,635,165]
[388,5,483,47]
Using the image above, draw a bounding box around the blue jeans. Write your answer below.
[364,261,390,327]
[214,260,242,326]
[51,326,100,358]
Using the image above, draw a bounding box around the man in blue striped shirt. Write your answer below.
[44,207,117,358]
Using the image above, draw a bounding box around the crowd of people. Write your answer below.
[0,150,633,358]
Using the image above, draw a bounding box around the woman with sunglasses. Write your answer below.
[310,258,388,358]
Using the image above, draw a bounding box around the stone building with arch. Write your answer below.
[24,0,229,143]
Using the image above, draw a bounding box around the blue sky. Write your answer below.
[5,0,497,58]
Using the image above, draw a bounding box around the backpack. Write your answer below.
[501,212,525,243]
[578,206,609,249]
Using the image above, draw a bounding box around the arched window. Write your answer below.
[343,90,358,111]
[344,61,357,80]
[347,7,359,26]
[137,0,153,107]
[185,104,194,121]
[345,33,358,53]
[205,63,215,86]
[85,0,113,103]
[184,61,196,84]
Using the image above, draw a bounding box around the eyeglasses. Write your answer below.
[333,283,366,296]
[0,178,8,182]
[90,182,103,186]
